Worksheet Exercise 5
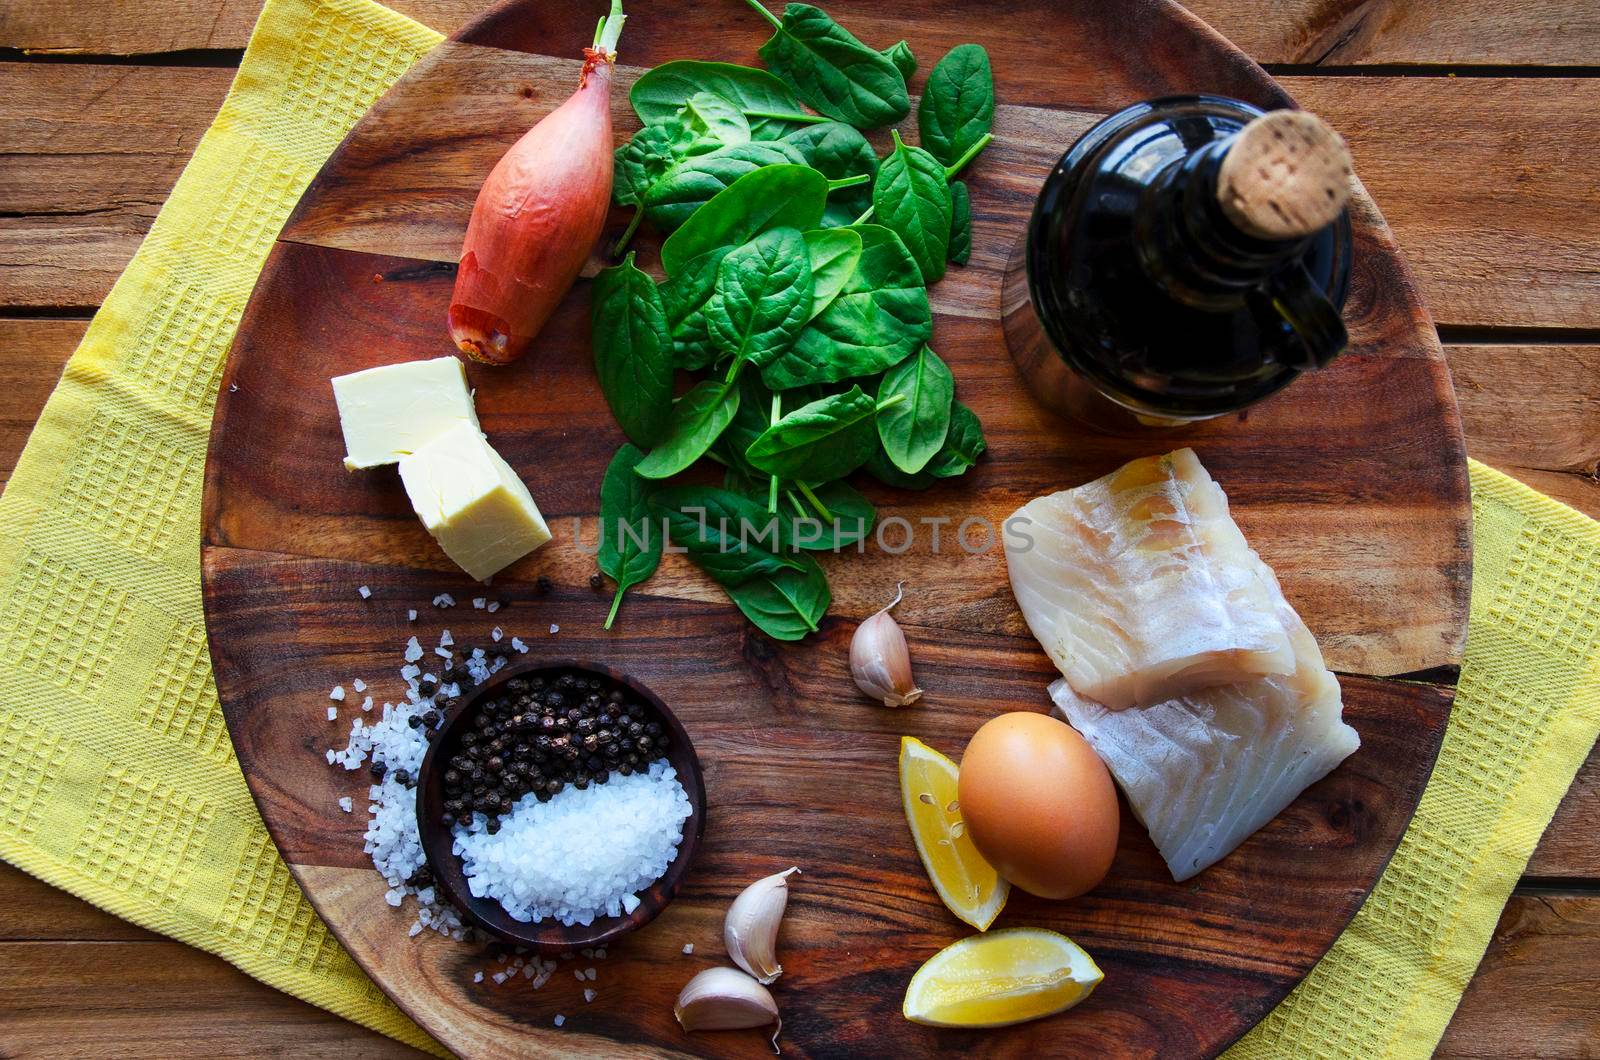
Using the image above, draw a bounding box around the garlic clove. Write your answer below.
[674,966,781,1051]
[725,867,800,984]
[850,584,923,707]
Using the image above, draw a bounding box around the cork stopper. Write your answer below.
[1216,110,1353,241]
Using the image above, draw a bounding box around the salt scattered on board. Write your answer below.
[359,585,372,599]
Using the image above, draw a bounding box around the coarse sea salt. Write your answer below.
[433,593,456,608]
[584,988,597,1003]
[408,609,418,622]
[339,796,353,813]
[452,760,691,926]
[359,585,372,599]
[328,706,338,721]
[330,685,345,701]
[322,623,499,943]
[682,943,694,955]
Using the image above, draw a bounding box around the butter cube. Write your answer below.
[332,357,480,470]
[398,422,551,581]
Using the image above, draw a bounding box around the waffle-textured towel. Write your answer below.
[0,0,1596,1056]
[0,0,442,1051]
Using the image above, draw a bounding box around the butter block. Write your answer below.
[398,422,551,581]
[332,356,480,470]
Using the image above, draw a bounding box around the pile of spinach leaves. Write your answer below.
[591,1,995,638]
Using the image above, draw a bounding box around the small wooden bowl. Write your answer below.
[415,659,706,952]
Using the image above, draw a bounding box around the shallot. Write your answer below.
[449,0,626,364]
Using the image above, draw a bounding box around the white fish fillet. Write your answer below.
[1006,448,1294,709]
[1050,575,1360,881]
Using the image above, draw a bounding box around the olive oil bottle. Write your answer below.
[1001,96,1355,429]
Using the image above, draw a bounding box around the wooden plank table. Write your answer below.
[2,1,1597,1054]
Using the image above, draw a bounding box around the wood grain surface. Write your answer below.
[8,62,1599,330]
[192,0,1474,1055]
[5,0,1599,65]
[2,0,1598,1056]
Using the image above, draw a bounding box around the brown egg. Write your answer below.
[957,712,1120,900]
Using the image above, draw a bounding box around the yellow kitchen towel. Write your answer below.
[0,0,1597,1057]
[0,0,444,1052]
[1230,464,1600,1059]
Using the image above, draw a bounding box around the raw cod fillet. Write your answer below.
[1006,448,1294,710]
[1050,579,1360,881]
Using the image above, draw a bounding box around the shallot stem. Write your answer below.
[596,0,626,54]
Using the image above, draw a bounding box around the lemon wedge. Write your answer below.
[903,928,1103,1028]
[899,735,1008,931]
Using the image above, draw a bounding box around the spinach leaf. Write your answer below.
[863,443,938,490]
[760,225,931,389]
[746,385,879,480]
[634,379,741,479]
[590,253,674,446]
[802,227,861,320]
[747,2,910,129]
[714,370,779,473]
[872,130,953,283]
[631,60,818,139]
[660,164,828,275]
[649,486,803,584]
[643,141,806,231]
[660,247,732,369]
[876,345,954,474]
[613,122,703,207]
[927,398,986,475]
[882,40,917,80]
[597,444,662,629]
[723,555,831,640]
[787,479,875,551]
[781,121,877,226]
[918,43,994,169]
[948,179,972,265]
[707,227,815,369]
[722,463,766,501]
[865,399,986,488]
[677,91,751,146]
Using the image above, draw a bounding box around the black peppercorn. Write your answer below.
[369,761,387,781]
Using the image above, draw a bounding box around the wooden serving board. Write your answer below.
[200,0,1471,1056]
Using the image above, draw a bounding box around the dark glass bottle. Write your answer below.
[1001,95,1353,429]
